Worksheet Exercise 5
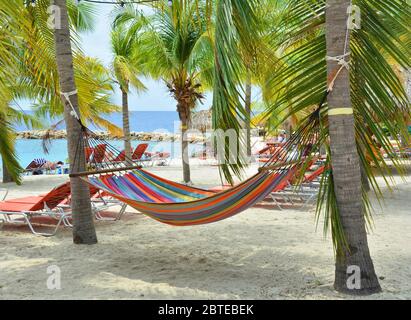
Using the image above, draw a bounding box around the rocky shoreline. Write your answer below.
[16,130,206,143]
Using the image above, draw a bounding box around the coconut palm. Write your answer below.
[110,24,146,162]
[115,1,213,183]
[211,0,410,295]
[1,0,105,243]
[0,0,120,186]
[52,0,97,244]
[324,0,381,294]
[259,0,409,293]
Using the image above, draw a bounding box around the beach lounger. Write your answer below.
[396,146,411,158]
[131,143,154,166]
[113,150,126,162]
[144,151,171,166]
[55,184,127,223]
[85,147,94,163]
[0,188,8,201]
[23,158,47,175]
[0,182,71,236]
[92,144,107,166]
[271,165,326,210]
[112,145,136,162]
[152,151,171,166]
[89,187,128,221]
[256,144,285,165]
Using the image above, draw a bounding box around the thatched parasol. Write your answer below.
[190,109,212,133]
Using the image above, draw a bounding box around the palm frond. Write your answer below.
[212,0,259,184]
[0,114,22,184]
[262,0,411,251]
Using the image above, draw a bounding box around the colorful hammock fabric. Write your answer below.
[88,169,215,203]
[84,167,295,226]
[74,107,323,227]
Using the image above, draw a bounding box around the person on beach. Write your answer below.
[41,161,64,171]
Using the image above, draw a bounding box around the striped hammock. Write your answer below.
[84,167,295,226]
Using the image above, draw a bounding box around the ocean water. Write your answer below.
[13,111,181,133]
[1,111,203,173]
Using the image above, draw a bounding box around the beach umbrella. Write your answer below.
[190,109,212,133]
[190,109,212,158]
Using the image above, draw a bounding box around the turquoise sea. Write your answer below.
[1,111,203,173]
[13,111,181,133]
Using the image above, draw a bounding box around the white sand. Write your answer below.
[0,163,410,300]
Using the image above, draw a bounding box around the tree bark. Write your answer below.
[177,103,191,184]
[244,72,252,158]
[2,158,14,183]
[53,0,97,244]
[121,87,132,163]
[326,0,380,295]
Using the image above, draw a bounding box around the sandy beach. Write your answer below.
[0,163,410,300]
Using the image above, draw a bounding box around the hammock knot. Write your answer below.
[326,52,351,70]
[60,90,80,121]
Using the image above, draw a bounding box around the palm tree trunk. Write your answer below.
[178,103,191,184]
[326,0,380,294]
[245,72,252,158]
[2,158,14,183]
[181,124,191,183]
[121,87,132,163]
[53,0,97,244]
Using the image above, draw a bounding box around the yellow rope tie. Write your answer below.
[328,107,354,116]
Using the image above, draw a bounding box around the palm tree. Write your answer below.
[262,0,409,294]
[115,1,213,183]
[53,0,97,244]
[110,24,146,162]
[211,0,410,295]
[0,1,120,184]
[325,0,380,294]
